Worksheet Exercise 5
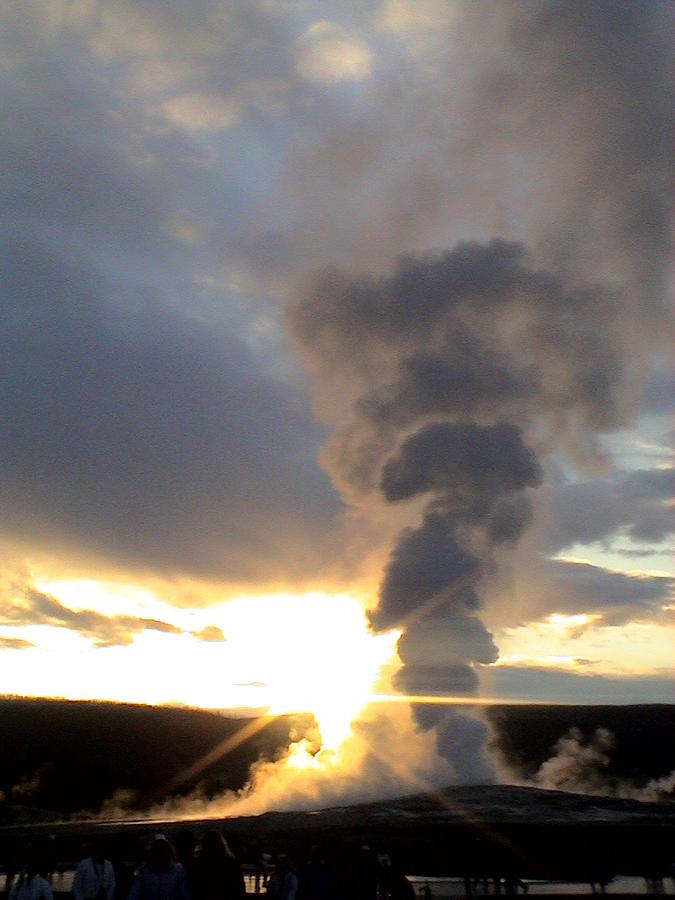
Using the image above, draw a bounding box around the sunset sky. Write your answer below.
[0,0,672,755]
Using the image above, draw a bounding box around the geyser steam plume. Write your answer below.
[291,242,605,775]
[286,0,669,782]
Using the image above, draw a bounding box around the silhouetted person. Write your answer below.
[297,845,340,900]
[382,862,415,900]
[175,831,198,899]
[128,835,190,900]
[73,841,115,900]
[353,846,378,900]
[266,854,297,900]
[9,847,52,900]
[195,830,245,900]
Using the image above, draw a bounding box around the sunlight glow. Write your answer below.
[240,593,400,749]
[546,613,596,630]
[2,583,401,754]
[497,617,675,675]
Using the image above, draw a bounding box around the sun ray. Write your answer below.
[367,693,548,707]
[162,714,281,795]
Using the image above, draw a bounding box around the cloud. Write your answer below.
[0,637,34,650]
[0,9,342,585]
[295,21,372,84]
[0,583,185,648]
[0,241,339,581]
[545,467,675,551]
[160,92,243,133]
[642,370,675,414]
[376,0,450,38]
[478,665,675,705]
[2,0,667,601]
[191,625,225,642]
[544,559,674,625]
[492,553,674,631]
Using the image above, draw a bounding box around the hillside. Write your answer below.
[0,697,313,821]
[1,698,673,823]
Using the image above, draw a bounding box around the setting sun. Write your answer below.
[216,593,401,749]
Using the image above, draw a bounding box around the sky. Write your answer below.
[0,0,673,781]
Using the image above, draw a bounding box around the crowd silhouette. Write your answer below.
[2,833,425,900]
[4,831,673,899]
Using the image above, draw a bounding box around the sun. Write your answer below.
[221,592,400,750]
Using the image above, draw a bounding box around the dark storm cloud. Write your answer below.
[546,468,675,551]
[0,6,341,584]
[0,238,338,580]
[0,584,184,648]
[642,371,675,414]
[499,555,674,629]
[544,559,674,626]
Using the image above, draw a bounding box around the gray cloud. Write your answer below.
[0,6,342,585]
[642,370,675,414]
[373,515,480,630]
[358,350,537,430]
[293,241,629,512]
[544,559,674,625]
[493,555,674,629]
[1,582,184,648]
[478,666,675,705]
[546,468,675,551]
[294,241,624,443]
[0,239,339,581]
[1,1,668,596]
[397,611,499,672]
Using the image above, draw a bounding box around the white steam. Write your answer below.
[530,727,675,802]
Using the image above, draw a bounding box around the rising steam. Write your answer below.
[286,0,670,783]
[113,0,670,814]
